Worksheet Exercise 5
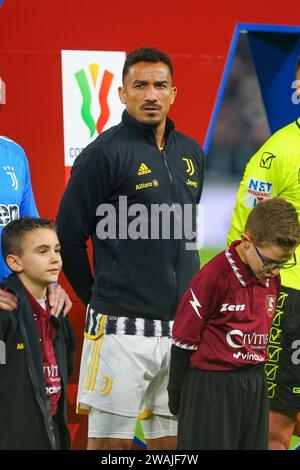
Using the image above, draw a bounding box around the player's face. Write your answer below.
[246,241,295,280]
[9,228,62,287]
[118,61,177,129]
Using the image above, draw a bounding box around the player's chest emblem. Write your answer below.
[266,295,276,317]
[3,166,19,191]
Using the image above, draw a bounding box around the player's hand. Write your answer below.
[48,284,72,317]
[0,288,18,311]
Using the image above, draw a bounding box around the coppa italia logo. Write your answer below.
[61,50,126,174]
[75,63,113,137]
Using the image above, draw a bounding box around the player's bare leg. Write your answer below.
[269,409,297,450]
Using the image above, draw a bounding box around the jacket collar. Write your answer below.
[2,273,28,298]
[122,109,175,144]
[2,274,61,324]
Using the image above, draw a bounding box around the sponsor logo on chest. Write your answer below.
[136,179,159,191]
[137,163,152,176]
[220,303,246,312]
[0,204,19,226]
[226,329,268,349]
[244,178,272,208]
[3,166,19,191]
[186,178,198,188]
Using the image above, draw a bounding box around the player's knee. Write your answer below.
[109,438,133,450]
[87,437,132,450]
[147,436,177,450]
[268,432,291,450]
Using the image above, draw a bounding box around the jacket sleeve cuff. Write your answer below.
[167,344,193,416]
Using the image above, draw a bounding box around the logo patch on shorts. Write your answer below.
[244,178,272,208]
[100,376,113,395]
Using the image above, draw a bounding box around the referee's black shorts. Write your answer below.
[177,364,268,450]
[265,286,300,412]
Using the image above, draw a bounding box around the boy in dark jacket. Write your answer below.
[0,217,75,450]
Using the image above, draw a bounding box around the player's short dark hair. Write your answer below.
[1,217,57,260]
[122,47,173,83]
[245,198,300,249]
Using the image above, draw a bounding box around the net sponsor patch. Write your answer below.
[244,178,272,208]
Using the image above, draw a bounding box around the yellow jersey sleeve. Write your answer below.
[227,118,300,290]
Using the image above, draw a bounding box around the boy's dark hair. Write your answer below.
[245,198,300,249]
[2,217,57,260]
[122,47,173,83]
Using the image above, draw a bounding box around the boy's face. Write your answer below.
[8,228,62,288]
[243,238,296,280]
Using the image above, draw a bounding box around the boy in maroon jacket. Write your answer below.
[168,198,300,450]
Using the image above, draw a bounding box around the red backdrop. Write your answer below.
[1,0,300,448]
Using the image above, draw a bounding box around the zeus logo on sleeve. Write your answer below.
[244,178,272,208]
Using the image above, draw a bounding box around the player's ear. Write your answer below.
[6,255,23,273]
[118,86,126,105]
[241,233,252,248]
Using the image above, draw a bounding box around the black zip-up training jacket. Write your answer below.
[0,275,76,450]
[57,110,205,321]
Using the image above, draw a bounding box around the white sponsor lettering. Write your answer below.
[226,329,268,349]
[220,303,246,312]
[46,385,62,395]
[226,329,244,348]
[43,364,59,378]
[233,351,264,361]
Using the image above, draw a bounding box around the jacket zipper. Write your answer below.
[18,297,57,449]
[161,149,180,312]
